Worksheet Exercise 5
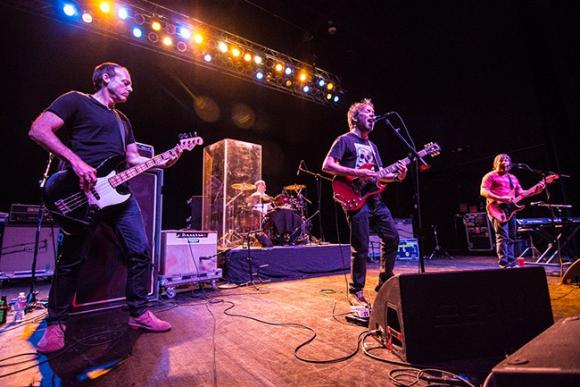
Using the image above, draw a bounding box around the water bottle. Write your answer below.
[0,296,8,325]
[13,292,26,322]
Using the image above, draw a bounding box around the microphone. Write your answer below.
[296,160,303,176]
[511,163,529,169]
[371,113,392,123]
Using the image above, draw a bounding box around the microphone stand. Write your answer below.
[383,114,429,273]
[297,162,332,244]
[27,153,56,312]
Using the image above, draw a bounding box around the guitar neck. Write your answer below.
[110,146,180,187]
[383,149,429,173]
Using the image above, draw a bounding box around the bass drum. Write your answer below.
[262,208,307,245]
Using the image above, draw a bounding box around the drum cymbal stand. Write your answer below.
[239,231,270,289]
[289,210,319,245]
[220,191,245,248]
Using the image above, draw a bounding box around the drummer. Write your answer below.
[246,180,273,215]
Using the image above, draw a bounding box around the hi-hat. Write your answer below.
[284,184,306,191]
[231,182,256,191]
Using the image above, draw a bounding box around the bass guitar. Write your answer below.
[44,133,203,234]
[332,142,441,211]
[486,173,559,223]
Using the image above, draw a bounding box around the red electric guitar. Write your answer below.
[486,173,560,223]
[332,142,441,211]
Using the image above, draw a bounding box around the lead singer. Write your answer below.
[322,98,407,306]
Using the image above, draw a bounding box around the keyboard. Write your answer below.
[516,217,580,226]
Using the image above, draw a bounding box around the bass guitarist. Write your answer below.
[480,153,548,268]
[29,62,177,353]
[322,98,407,306]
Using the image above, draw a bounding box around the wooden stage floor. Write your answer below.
[1,256,578,386]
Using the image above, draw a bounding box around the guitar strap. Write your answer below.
[507,174,514,190]
[113,109,127,151]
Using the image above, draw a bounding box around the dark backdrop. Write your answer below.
[2,1,578,253]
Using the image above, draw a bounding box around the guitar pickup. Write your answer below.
[90,188,101,200]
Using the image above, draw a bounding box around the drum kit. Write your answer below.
[223,182,312,247]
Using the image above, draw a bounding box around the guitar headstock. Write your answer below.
[545,174,560,184]
[178,132,204,151]
[423,142,441,157]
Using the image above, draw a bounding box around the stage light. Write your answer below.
[176,41,187,52]
[256,71,264,80]
[298,71,308,82]
[132,26,143,38]
[303,85,310,93]
[231,47,241,57]
[243,53,252,62]
[117,7,129,20]
[148,32,159,43]
[333,95,339,102]
[204,53,212,62]
[318,79,325,87]
[82,12,93,23]
[178,26,191,39]
[326,93,332,100]
[217,41,228,53]
[326,82,334,90]
[63,3,78,17]
[151,21,161,31]
[254,55,263,65]
[193,33,204,44]
[162,36,173,47]
[284,67,292,75]
[274,63,284,73]
[99,2,111,14]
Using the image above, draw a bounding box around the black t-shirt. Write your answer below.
[326,132,383,170]
[46,91,135,167]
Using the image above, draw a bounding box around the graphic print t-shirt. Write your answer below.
[326,132,383,170]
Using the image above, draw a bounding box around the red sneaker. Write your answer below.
[37,323,66,353]
[128,310,171,332]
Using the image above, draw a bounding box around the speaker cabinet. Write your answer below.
[369,267,553,363]
[491,316,580,387]
[0,224,59,279]
[159,230,221,290]
[71,169,163,314]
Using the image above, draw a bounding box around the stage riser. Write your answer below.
[225,244,350,284]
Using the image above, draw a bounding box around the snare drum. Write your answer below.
[262,208,304,245]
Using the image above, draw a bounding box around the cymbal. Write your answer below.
[247,193,273,203]
[284,184,306,191]
[231,182,256,191]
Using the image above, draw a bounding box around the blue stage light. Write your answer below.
[63,3,78,17]
[132,27,143,38]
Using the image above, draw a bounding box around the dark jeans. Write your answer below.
[492,217,517,264]
[346,197,399,293]
[47,196,150,324]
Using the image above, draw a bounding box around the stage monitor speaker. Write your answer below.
[71,169,163,314]
[369,266,553,363]
[0,224,59,279]
[562,259,580,285]
[491,316,580,387]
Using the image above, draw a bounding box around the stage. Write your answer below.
[1,256,579,386]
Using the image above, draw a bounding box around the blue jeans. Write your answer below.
[492,217,517,265]
[47,196,150,323]
[346,197,399,293]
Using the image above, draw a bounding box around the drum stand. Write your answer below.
[220,191,245,248]
[239,232,270,289]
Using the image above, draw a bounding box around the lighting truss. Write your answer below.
[5,0,344,106]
